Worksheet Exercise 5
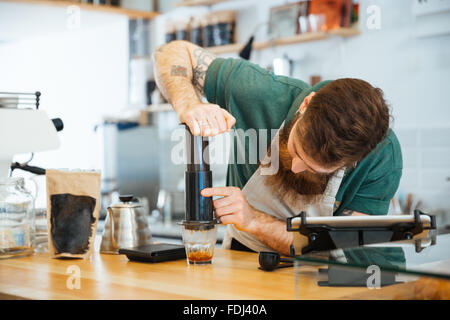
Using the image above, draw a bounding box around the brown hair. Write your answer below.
[296,78,390,168]
[262,78,390,203]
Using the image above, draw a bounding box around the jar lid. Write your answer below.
[0,177,24,186]
[110,195,142,208]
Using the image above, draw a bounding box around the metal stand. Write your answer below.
[288,210,436,287]
[287,210,436,256]
[316,265,399,287]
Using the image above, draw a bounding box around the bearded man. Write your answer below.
[153,41,402,255]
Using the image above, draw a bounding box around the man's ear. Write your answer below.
[299,92,316,115]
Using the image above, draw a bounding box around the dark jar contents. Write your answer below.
[202,17,215,48]
[189,16,203,47]
[212,10,236,46]
[175,18,190,41]
[165,20,176,43]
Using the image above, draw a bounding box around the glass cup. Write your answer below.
[181,224,218,265]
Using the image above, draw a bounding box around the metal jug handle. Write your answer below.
[107,207,118,251]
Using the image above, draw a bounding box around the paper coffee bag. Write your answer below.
[46,169,101,259]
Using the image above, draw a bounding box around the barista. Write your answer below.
[152,41,402,256]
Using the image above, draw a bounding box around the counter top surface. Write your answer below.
[0,249,416,300]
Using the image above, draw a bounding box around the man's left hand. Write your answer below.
[201,187,256,232]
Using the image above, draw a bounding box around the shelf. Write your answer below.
[254,31,328,50]
[175,0,228,7]
[205,27,359,55]
[328,26,360,37]
[1,0,159,19]
[207,43,244,55]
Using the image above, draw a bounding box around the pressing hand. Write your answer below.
[179,103,236,136]
[201,186,256,232]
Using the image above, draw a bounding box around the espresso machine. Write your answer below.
[0,92,62,177]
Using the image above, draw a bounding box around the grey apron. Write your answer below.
[222,123,345,253]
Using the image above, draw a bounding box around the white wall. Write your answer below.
[158,0,450,212]
[0,2,129,206]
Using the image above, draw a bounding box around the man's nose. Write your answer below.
[291,158,307,174]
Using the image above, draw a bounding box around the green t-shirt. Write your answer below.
[204,58,403,216]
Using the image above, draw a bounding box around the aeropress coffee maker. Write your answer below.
[179,125,219,264]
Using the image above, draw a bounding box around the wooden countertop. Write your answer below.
[0,249,417,300]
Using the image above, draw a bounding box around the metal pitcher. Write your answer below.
[100,195,152,254]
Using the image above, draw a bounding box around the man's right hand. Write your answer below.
[179,102,236,136]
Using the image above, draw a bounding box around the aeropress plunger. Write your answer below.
[179,125,219,264]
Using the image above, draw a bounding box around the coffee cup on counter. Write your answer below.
[181,224,218,265]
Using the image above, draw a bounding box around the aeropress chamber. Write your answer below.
[179,125,219,264]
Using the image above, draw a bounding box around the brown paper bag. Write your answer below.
[46,169,101,259]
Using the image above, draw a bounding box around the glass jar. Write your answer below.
[0,177,35,259]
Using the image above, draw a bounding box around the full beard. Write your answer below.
[262,119,331,204]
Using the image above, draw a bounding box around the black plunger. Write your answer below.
[184,125,214,226]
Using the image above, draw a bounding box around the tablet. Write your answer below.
[289,214,432,229]
[288,214,433,256]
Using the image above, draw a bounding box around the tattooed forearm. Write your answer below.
[192,48,216,94]
[340,209,368,216]
[152,41,216,112]
[170,65,188,77]
[340,209,354,216]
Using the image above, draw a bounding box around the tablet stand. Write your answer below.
[288,210,436,287]
[287,210,436,256]
[316,265,399,287]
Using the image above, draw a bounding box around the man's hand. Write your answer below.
[179,103,236,136]
[202,186,294,255]
[201,186,256,232]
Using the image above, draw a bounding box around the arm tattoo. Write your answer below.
[192,48,216,94]
[170,65,188,77]
[340,209,354,216]
[192,66,206,92]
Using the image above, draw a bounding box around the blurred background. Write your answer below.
[1,0,450,244]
